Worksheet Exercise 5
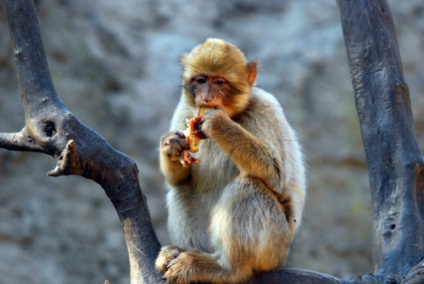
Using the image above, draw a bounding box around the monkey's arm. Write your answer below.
[159,131,192,186]
[201,110,281,189]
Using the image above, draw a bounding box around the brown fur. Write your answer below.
[157,38,306,283]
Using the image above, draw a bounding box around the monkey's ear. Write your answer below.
[247,61,257,86]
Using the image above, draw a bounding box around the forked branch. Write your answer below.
[1,0,161,283]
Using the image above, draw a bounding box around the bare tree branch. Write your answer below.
[1,0,162,283]
[0,129,45,152]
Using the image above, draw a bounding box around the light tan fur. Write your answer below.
[157,38,306,283]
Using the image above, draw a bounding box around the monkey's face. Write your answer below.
[181,39,257,117]
[184,69,258,117]
[189,75,229,108]
[184,73,252,117]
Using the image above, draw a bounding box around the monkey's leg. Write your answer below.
[210,176,293,279]
[161,177,293,284]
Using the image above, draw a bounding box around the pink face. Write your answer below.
[190,75,229,109]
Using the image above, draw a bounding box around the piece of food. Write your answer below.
[179,108,210,167]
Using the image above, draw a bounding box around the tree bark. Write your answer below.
[338,0,424,282]
[0,0,162,283]
[0,0,423,283]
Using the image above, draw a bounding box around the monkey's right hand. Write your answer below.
[160,131,189,160]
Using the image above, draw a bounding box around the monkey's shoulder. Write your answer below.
[247,87,284,114]
[236,87,289,133]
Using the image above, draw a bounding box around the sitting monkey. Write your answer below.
[157,38,306,283]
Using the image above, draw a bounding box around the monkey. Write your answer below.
[156,38,306,283]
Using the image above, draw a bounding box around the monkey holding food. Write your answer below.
[157,38,306,283]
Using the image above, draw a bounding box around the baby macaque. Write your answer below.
[157,38,306,283]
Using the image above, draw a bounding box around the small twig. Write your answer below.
[48,139,80,177]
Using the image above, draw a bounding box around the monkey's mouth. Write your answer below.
[202,106,220,110]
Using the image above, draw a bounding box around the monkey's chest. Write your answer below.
[169,140,237,251]
[191,139,237,193]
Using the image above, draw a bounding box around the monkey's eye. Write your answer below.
[212,77,226,86]
[193,75,207,84]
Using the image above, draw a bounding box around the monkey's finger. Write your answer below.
[193,130,207,140]
[179,139,190,150]
[167,138,188,152]
[175,131,186,139]
[193,120,207,139]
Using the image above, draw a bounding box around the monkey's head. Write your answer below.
[182,38,257,117]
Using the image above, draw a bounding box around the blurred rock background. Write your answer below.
[0,0,424,283]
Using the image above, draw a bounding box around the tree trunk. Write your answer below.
[338,0,424,282]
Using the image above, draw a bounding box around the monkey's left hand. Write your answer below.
[199,109,231,139]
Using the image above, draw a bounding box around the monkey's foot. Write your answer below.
[162,250,224,284]
[155,245,184,273]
